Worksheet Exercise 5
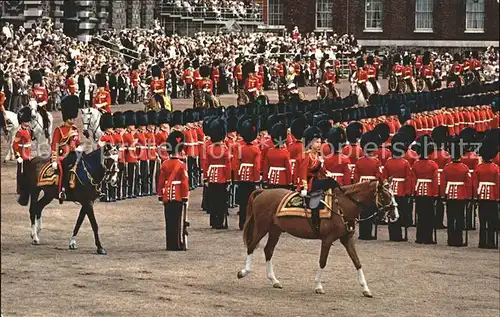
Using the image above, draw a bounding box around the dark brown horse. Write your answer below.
[17,144,119,254]
[237,179,398,296]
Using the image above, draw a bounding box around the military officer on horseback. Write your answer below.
[30,69,50,139]
[98,112,115,202]
[195,65,220,108]
[366,55,380,94]
[94,73,112,114]
[51,95,82,203]
[150,64,168,110]
[13,107,32,194]
[353,57,369,101]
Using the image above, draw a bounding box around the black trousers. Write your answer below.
[237,182,256,230]
[110,88,117,104]
[126,162,137,198]
[185,83,192,98]
[478,200,499,248]
[138,160,149,196]
[358,203,377,240]
[207,183,228,229]
[435,197,445,228]
[149,160,156,195]
[446,200,466,246]
[16,160,28,194]
[388,196,409,241]
[465,201,476,230]
[368,78,379,94]
[164,201,186,251]
[202,185,208,212]
[131,87,138,103]
[415,196,436,244]
[116,162,125,200]
[187,157,196,189]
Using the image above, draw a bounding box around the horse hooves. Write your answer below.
[96,248,107,255]
[363,290,373,298]
[272,282,283,289]
[315,288,326,294]
[32,239,40,245]
[237,271,246,279]
[69,244,78,250]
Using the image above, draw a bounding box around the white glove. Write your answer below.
[300,189,307,198]
[75,145,84,153]
[52,161,58,170]
[16,157,23,164]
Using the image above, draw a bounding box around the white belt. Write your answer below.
[238,163,253,175]
[348,164,355,170]
[415,178,432,190]
[290,159,296,163]
[137,146,147,149]
[208,165,225,174]
[21,143,31,147]
[392,178,405,182]
[325,171,344,179]
[445,181,464,194]
[168,181,181,185]
[438,169,443,173]
[478,181,495,194]
[269,167,286,171]
[360,176,376,182]
[158,145,167,149]
[127,147,136,150]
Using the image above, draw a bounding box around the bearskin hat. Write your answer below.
[60,95,79,121]
[366,55,374,65]
[99,113,114,131]
[203,116,216,135]
[157,109,170,125]
[227,116,238,133]
[132,61,140,70]
[192,59,200,69]
[423,51,431,65]
[453,53,462,64]
[390,132,408,158]
[360,130,381,154]
[398,124,417,144]
[356,57,364,68]
[398,104,412,125]
[291,116,307,139]
[213,59,220,67]
[100,64,108,74]
[403,54,411,66]
[183,60,191,70]
[270,122,287,146]
[225,105,237,118]
[209,118,227,143]
[18,107,32,123]
[147,110,158,126]
[135,110,148,127]
[479,129,499,161]
[95,73,107,88]
[158,61,165,69]
[199,65,211,78]
[327,127,346,152]
[166,130,185,155]
[242,61,256,80]
[67,66,75,77]
[235,57,242,65]
[152,65,162,78]
[393,54,402,64]
[431,125,449,147]
[124,110,136,127]
[374,123,390,145]
[30,69,42,85]
[170,110,183,127]
[317,120,332,140]
[346,122,364,144]
[304,126,322,148]
[413,135,434,159]
[113,111,126,129]
[240,119,258,143]
[183,108,194,124]
[458,127,477,144]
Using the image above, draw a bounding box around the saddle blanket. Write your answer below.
[276,191,332,219]
[37,162,58,187]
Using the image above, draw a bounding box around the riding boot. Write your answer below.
[312,208,320,237]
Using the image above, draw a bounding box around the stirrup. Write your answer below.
[58,190,66,203]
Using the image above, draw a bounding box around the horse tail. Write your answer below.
[242,189,264,247]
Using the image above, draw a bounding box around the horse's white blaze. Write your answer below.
[357,268,370,292]
[266,260,279,284]
[239,253,253,277]
[314,266,324,291]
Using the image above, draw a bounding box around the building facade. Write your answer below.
[263,0,499,47]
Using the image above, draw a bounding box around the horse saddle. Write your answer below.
[276,190,332,219]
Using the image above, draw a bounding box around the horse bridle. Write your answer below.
[82,108,99,142]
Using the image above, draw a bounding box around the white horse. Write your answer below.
[2,110,20,162]
[350,80,378,107]
[81,107,103,149]
[28,99,53,153]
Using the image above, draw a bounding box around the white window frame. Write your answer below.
[465,0,485,33]
[268,0,284,26]
[364,0,383,32]
[414,0,433,32]
[315,0,333,30]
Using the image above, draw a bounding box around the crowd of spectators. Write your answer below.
[163,0,262,21]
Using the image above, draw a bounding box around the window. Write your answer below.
[415,0,433,31]
[316,0,333,29]
[268,0,283,25]
[466,0,484,32]
[364,0,383,31]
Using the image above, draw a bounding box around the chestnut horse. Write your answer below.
[237,179,398,296]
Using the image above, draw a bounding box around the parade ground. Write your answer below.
[1,83,499,317]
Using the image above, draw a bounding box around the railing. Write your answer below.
[160,3,263,23]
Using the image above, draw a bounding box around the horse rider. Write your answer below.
[94,73,112,114]
[112,111,126,201]
[97,112,116,202]
[130,61,140,104]
[403,53,415,92]
[66,66,78,96]
[449,53,464,88]
[353,130,382,240]
[50,95,81,204]
[420,51,435,89]
[263,122,292,189]
[182,60,194,98]
[323,127,351,186]
[365,55,380,94]
[243,61,259,103]
[13,107,32,194]
[309,54,318,85]
[123,110,138,199]
[0,72,7,134]
[298,126,327,236]
[134,111,149,197]
[235,117,261,230]
[233,57,243,94]
[391,54,404,85]
[470,51,483,79]
[150,64,166,109]
[146,111,158,196]
[353,57,369,101]
[158,130,190,251]
[321,62,336,97]
[473,134,499,249]
[30,69,50,139]
[197,65,216,104]
[382,132,412,242]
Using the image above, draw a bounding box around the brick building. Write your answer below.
[263,0,499,47]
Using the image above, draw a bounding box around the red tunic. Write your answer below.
[365,65,377,78]
[288,140,304,186]
[211,67,220,84]
[355,69,368,83]
[146,131,156,161]
[150,78,165,94]
[32,87,48,107]
[323,70,336,83]
[233,65,243,81]
[472,162,499,200]
[442,162,472,199]
[383,157,412,196]
[113,132,125,163]
[235,143,261,182]
[135,131,148,161]
[155,129,169,161]
[182,69,193,85]
[263,147,292,186]
[131,71,140,88]
[197,78,213,93]
[392,64,404,76]
[403,149,419,167]
[411,159,439,196]
[203,142,231,184]
[298,151,326,191]
[13,127,32,160]
[460,152,480,173]
[98,131,115,148]
[158,158,189,203]
[372,147,392,166]
[122,129,138,163]
[428,149,451,192]
[93,89,111,114]
[353,156,382,183]
[51,124,80,161]
[66,77,77,95]
[323,153,352,186]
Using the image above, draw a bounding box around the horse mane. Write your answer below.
[338,180,376,196]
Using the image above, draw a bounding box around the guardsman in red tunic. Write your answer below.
[196,65,215,107]
[65,67,77,96]
[342,122,365,182]
[235,118,261,230]
[94,73,112,114]
[324,127,351,186]
[155,109,170,189]
[225,116,239,208]
[348,56,357,78]
[211,60,220,95]
[158,130,190,251]
[122,110,138,199]
[383,132,413,241]
[150,65,166,108]
[30,70,50,138]
[402,53,415,92]
[146,111,158,195]
[259,115,275,174]
[98,113,116,202]
[442,140,473,247]
[354,57,369,100]
[182,60,194,98]
[449,53,464,88]
[233,57,243,93]
[411,135,439,244]
[372,123,392,166]
[392,54,405,79]
[289,117,306,187]
[244,62,259,102]
[310,55,318,84]
[195,110,205,187]
[473,134,499,249]
[365,55,380,94]
[321,63,337,97]
[193,61,202,88]
[130,61,140,104]
[183,109,197,190]
[112,112,126,200]
[420,51,435,90]
[354,131,382,240]
[203,118,231,229]
[13,107,32,194]
[135,111,149,197]
[51,95,81,203]
[263,122,292,189]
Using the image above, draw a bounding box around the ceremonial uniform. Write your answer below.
[112,112,126,200]
[93,87,112,114]
[151,64,166,109]
[289,118,306,187]
[31,70,50,137]
[182,63,194,98]
[158,131,190,251]
[122,111,138,199]
[146,111,158,195]
[66,76,77,95]
[13,107,32,194]
[233,61,243,91]
[264,122,292,189]
[130,62,140,103]
[135,111,149,197]
[324,127,351,186]
[98,113,116,202]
